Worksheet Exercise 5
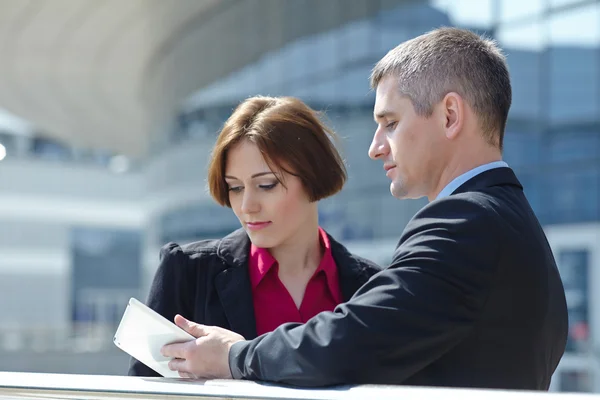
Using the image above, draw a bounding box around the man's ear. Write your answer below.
[441,92,464,140]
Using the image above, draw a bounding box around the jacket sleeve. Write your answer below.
[228,196,501,386]
[128,243,196,377]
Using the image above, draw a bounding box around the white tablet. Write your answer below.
[113,297,195,378]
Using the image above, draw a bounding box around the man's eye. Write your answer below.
[386,121,397,130]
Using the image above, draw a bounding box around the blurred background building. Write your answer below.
[0,0,598,393]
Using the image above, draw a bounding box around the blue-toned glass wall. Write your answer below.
[169,0,600,235]
[497,0,600,226]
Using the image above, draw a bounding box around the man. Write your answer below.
[161,27,568,390]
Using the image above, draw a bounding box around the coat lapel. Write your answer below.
[213,228,377,337]
[327,233,373,301]
[214,229,258,340]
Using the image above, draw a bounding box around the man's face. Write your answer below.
[369,75,445,199]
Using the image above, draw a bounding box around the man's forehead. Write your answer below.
[374,89,405,120]
[373,88,389,115]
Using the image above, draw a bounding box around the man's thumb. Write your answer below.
[174,314,207,338]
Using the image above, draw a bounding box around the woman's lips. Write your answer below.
[246,221,272,231]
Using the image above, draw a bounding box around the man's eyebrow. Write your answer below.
[224,172,275,180]
[374,109,395,121]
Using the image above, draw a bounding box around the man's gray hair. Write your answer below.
[370,27,511,149]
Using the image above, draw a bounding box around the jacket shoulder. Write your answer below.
[405,192,499,235]
[397,193,502,261]
[158,238,223,267]
[351,254,383,277]
[326,231,383,278]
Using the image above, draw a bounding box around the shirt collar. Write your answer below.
[435,161,509,201]
[248,227,338,293]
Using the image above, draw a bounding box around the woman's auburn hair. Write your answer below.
[207,96,347,207]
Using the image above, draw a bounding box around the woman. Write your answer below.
[128,96,381,377]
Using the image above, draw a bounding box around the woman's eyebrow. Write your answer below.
[224,171,274,179]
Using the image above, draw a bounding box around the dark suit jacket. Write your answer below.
[128,228,382,377]
[229,167,569,390]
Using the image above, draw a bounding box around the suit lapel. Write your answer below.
[214,229,258,340]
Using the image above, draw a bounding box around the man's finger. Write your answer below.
[174,314,209,338]
[178,371,199,379]
[162,341,189,359]
[168,357,187,372]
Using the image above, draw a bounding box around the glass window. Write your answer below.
[335,64,374,104]
[377,1,450,28]
[556,249,590,355]
[559,370,593,393]
[159,204,240,245]
[230,65,261,98]
[255,49,286,92]
[282,37,312,82]
[497,20,545,51]
[505,50,544,121]
[547,4,600,125]
[503,131,541,167]
[514,171,542,218]
[0,132,16,158]
[378,26,413,55]
[548,47,599,124]
[297,78,340,105]
[430,0,494,28]
[500,0,545,22]
[497,22,545,122]
[547,132,600,164]
[548,3,600,48]
[70,227,141,326]
[307,30,340,78]
[550,0,588,8]
[541,166,600,224]
[338,20,375,64]
[376,3,451,55]
[31,137,72,161]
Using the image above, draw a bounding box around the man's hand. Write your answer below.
[161,315,245,379]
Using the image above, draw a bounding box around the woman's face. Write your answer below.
[224,140,317,248]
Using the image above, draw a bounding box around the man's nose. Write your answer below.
[368,128,388,160]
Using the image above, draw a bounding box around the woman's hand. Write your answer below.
[161,315,245,379]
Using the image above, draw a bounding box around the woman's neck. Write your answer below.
[269,219,323,277]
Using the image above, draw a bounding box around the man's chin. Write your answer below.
[390,181,423,200]
[390,181,408,199]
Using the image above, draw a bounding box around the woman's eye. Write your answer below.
[386,121,397,130]
[259,182,278,191]
[228,186,243,193]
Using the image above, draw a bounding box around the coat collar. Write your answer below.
[213,228,373,339]
[452,166,522,196]
[214,229,257,340]
[326,231,374,301]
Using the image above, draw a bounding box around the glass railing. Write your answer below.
[0,323,118,353]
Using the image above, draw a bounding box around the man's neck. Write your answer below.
[429,148,503,202]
